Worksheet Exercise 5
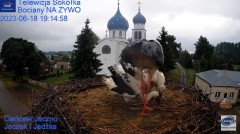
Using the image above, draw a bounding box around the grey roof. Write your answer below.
[196,70,240,87]
[54,56,63,61]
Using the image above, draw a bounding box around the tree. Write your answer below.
[178,50,193,68]
[71,19,102,79]
[210,52,226,69]
[194,36,214,60]
[0,37,47,80]
[193,36,214,71]
[63,54,70,61]
[216,42,240,65]
[167,35,182,59]
[156,27,181,73]
[25,50,46,79]
[50,55,54,60]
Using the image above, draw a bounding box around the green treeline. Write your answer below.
[178,36,240,72]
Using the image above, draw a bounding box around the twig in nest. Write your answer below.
[50,98,75,134]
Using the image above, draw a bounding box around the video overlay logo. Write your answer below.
[0,0,16,12]
[221,115,237,131]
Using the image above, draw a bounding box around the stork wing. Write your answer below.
[108,64,142,95]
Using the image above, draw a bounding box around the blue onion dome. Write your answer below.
[133,10,146,24]
[107,6,129,30]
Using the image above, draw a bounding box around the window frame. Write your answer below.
[229,92,234,98]
[119,31,122,38]
[139,31,142,39]
[215,92,221,98]
[113,31,115,37]
[102,45,111,54]
[134,31,138,39]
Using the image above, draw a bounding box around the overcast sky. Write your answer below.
[1,0,240,53]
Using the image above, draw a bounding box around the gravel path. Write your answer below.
[176,62,187,84]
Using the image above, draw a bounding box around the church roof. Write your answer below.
[107,4,129,31]
[98,38,128,45]
[133,10,146,24]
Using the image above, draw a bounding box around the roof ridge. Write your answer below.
[218,70,239,83]
[211,74,224,85]
[212,75,237,86]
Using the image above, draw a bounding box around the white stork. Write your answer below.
[102,63,165,107]
[120,39,165,116]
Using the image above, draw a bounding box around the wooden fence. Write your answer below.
[27,79,48,89]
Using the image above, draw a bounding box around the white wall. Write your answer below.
[56,61,69,70]
[210,87,239,103]
[132,23,146,42]
[132,30,146,41]
[134,23,145,29]
[94,39,127,76]
[195,76,211,94]
[109,30,126,39]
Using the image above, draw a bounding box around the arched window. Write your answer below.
[113,31,115,37]
[134,31,138,39]
[119,31,122,38]
[102,45,111,54]
[139,31,142,39]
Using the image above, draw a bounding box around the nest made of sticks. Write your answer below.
[25,77,222,134]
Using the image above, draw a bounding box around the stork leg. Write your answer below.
[140,71,153,116]
[140,71,148,116]
[144,72,153,111]
[140,71,145,101]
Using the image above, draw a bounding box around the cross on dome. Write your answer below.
[133,1,146,24]
[107,0,129,30]
[105,30,108,37]
[138,1,141,11]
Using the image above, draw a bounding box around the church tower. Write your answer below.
[107,1,129,42]
[132,2,146,42]
[94,1,129,75]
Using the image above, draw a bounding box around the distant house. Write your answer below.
[39,61,53,75]
[56,60,70,70]
[195,70,240,104]
[52,55,70,70]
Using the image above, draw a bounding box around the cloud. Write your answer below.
[1,0,240,52]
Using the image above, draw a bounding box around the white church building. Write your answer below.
[94,2,147,76]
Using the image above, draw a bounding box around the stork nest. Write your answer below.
[25,77,226,134]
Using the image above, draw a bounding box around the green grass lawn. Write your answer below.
[186,68,195,86]
[167,65,181,81]
[167,65,196,86]
[233,64,240,71]
[40,73,72,85]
